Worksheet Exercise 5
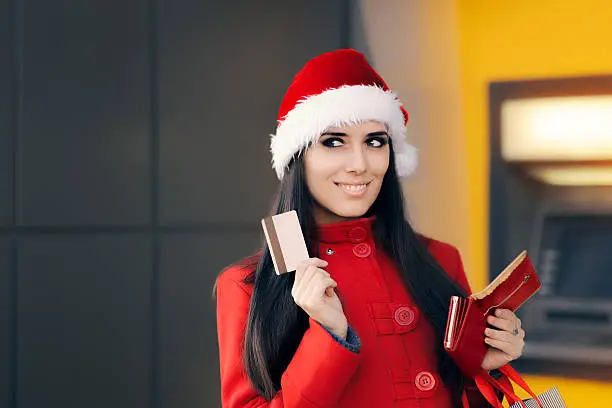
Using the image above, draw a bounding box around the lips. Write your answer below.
[335,181,371,196]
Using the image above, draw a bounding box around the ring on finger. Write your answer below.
[514,318,522,335]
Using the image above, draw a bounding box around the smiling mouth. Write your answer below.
[335,182,371,195]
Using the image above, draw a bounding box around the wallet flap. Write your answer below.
[444,296,462,349]
[474,253,541,316]
[444,297,488,377]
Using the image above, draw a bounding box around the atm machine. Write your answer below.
[488,75,612,381]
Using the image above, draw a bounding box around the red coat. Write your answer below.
[216,217,493,407]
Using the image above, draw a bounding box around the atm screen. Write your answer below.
[539,215,612,299]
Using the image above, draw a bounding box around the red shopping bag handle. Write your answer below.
[499,364,542,402]
[477,373,524,407]
[462,390,471,407]
[463,365,544,408]
[461,372,518,408]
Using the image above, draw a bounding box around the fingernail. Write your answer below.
[496,309,502,316]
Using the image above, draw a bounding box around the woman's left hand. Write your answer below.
[481,309,525,371]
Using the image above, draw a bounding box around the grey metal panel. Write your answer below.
[158,0,345,225]
[0,238,11,408]
[17,235,152,408]
[19,0,151,226]
[0,0,12,226]
[159,231,260,408]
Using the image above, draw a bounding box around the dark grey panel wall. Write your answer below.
[20,0,151,226]
[0,0,12,226]
[1,1,347,407]
[158,1,345,225]
[17,236,151,408]
[0,239,11,408]
[159,232,259,408]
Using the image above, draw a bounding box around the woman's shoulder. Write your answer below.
[418,234,471,292]
[417,233,459,255]
[216,251,261,293]
[416,233,462,267]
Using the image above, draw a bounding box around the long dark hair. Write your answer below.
[235,141,469,403]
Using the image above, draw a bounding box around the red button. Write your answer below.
[352,243,371,258]
[415,371,436,392]
[348,226,367,243]
[394,306,416,327]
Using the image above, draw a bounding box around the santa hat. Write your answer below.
[270,48,417,180]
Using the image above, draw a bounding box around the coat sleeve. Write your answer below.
[449,247,507,408]
[216,269,361,408]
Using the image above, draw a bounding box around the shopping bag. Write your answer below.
[464,364,567,408]
[509,387,567,408]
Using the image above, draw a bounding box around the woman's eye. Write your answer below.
[322,138,344,148]
[368,137,388,148]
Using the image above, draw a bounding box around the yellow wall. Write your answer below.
[354,0,473,268]
[458,0,612,405]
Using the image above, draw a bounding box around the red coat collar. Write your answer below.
[316,216,376,244]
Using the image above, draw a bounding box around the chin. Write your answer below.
[329,204,371,219]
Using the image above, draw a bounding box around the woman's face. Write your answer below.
[304,120,390,224]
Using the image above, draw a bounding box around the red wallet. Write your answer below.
[443,251,541,377]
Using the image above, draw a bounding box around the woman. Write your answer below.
[215,49,525,407]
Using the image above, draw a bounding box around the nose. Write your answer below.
[345,144,367,174]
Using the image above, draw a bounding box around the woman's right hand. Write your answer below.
[292,258,348,339]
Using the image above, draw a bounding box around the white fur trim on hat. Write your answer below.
[270,85,418,180]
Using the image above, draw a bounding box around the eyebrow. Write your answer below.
[321,131,389,137]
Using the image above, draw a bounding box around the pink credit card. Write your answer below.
[261,210,310,275]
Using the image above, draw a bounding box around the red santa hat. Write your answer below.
[270,48,417,180]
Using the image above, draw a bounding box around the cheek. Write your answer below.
[370,150,390,176]
[304,151,335,192]
[305,149,339,178]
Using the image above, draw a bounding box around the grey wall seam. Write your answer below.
[149,0,160,406]
[150,0,159,229]
[9,241,17,408]
[11,0,23,230]
[151,237,160,408]
[9,0,24,405]
[340,0,352,49]
[0,225,261,235]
